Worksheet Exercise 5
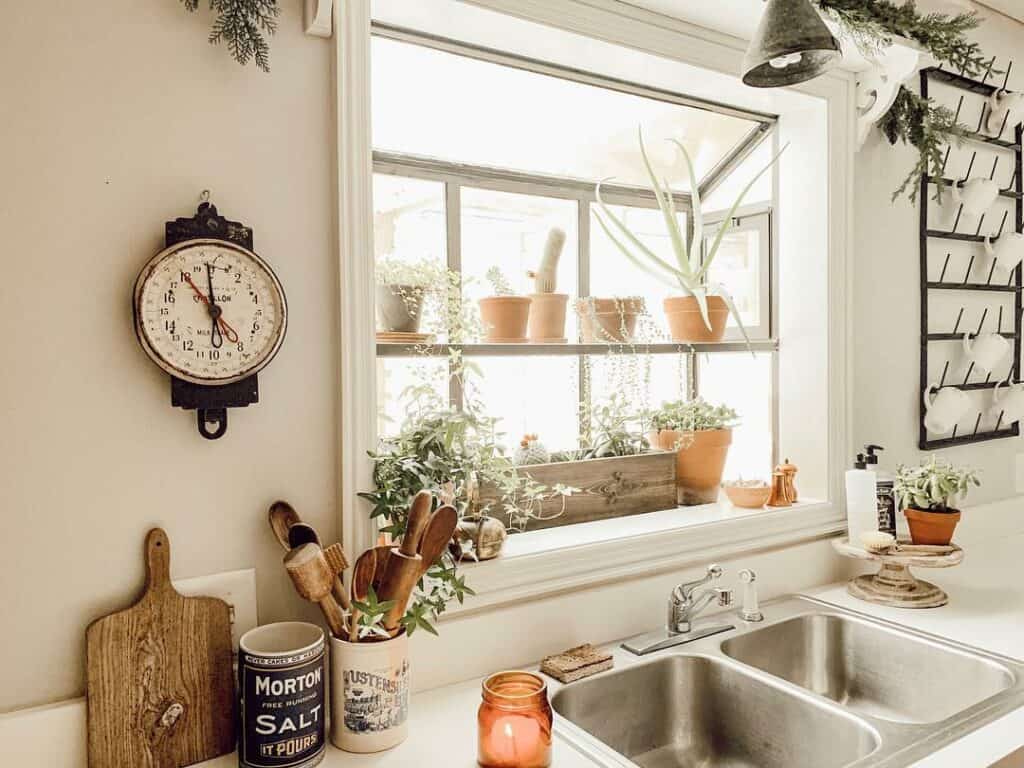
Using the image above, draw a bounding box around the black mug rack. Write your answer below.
[919,65,1024,450]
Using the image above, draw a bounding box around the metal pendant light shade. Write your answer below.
[742,0,841,88]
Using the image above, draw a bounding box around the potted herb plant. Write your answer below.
[575,296,646,343]
[894,457,980,545]
[479,266,532,342]
[593,130,785,344]
[647,398,738,505]
[375,257,445,334]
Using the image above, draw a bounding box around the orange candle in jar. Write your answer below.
[478,671,552,768]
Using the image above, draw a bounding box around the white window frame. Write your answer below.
[337,0,854,618]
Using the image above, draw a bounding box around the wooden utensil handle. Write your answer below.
[379,550,422,630]
[318,596,347,639]
[400,491,433,557]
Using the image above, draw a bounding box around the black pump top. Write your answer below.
[864,444,884,465]
[854,453,868,470]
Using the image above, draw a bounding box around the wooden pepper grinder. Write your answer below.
[766,470,792,507]
[778,458,798,502]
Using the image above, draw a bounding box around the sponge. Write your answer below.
[539,644,613,683]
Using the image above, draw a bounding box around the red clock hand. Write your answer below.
[182,273,240,344]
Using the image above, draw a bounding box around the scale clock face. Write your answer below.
[133,238,287,386]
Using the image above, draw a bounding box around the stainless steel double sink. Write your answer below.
[550,596,1024,768]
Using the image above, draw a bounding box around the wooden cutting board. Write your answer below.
[86,528,235,768]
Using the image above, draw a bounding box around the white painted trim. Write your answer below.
[340,0,854,609]
[305,0,333,37]
[336,0,378,555]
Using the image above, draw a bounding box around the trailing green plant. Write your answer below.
[815,0,992,202]
[647,398,739,433]
[180,0,279,72]
[593,131,786,343]
[484,266,516,297]
[579,393,650,459]
[894,456,980,513]
[349,587,396,641]
[375,257,448,289]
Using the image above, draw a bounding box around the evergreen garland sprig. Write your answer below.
[180,0,279,73]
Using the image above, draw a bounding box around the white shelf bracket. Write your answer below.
[305,0,334,37]
[856,45,926,149]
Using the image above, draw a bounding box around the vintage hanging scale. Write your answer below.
[133,192,287,439]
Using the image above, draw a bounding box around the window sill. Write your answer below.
[444,499,846,618]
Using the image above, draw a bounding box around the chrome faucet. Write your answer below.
[668,564,734,634]
[622,564,735,655]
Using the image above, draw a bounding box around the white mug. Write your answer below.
[923,384,970,434]
[964,331,1011,374]
[992,379,1024,424]
[953,177,999,218]
[987,89,1024,135]
[985,232,1024,277]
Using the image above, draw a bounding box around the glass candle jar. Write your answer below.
[477,671,553,768]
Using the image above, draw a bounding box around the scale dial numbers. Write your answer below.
[133,239,287,385]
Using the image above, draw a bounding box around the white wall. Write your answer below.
[0,1,336,711]
[852,4,1024,503]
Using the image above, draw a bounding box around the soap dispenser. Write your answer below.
[845,453,879,544]
[863,444,897,537]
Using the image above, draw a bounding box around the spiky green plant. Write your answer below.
[593,130,786,345]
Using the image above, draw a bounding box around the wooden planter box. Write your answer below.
[481,451,677,531]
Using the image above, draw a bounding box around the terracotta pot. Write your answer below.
[904,507,961,546]
[724,484,771,509]
[649,428,732,506]
[376,284,425,333]
[575,297,644,343]
[479,296,532,342]
[528,293,568,343]
[663,295,729,343]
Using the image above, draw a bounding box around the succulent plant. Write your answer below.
[647,398,739,433]
[894,457,980,513]
[526,228,565,294]
[513,434,552,466]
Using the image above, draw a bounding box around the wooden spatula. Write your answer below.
[349,549,378,643]
[86,529,235,768]
[417,504,459,578]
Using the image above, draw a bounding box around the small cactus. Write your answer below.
[526,228,565,294]
[513,434,551,466]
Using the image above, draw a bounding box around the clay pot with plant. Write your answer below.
[593,130,785,344]
[575,296,646,343]
[646,399,738,505]
[894,457,980,545]
[375,257,445,334]
[526,228,570,343]
[479,267,532,342]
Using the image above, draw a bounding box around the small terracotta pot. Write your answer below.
[904,507,961,546]
[576,297,644,343]
[479,296,532,342]
[528,293,569,343]
[663,295,729,343]
[724,484,771,509]
[649,428,732,506]
[376,284,425,333]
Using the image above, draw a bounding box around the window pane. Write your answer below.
[590,204,687,340]
[461,188,579,338]
[376,356,449,438]
[703,215,769,337]
[372,36,759,191]
[698,352,773,481]
[468,356,580,454]
[704,135,774,210]
[586,353,690,437]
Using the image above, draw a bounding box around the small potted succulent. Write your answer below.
[526,228,570,343]
[479,267,532,342]
[894,457,980,545]
[375,257,444,334]
[646,398,738,505]
[594,130,784,344]
[575,296,646,343]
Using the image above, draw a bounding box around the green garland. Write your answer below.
[816,0,991,202]
[180,0,279,73]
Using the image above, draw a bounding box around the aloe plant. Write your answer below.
[593,130,787,343]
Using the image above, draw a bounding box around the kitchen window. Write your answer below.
[371,30,778,485]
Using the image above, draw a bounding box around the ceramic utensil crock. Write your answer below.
[330,632,410,753]
[239,622,326,768]
[963,331,1010,375]
[478,671,553,768]
[923,384,970,434]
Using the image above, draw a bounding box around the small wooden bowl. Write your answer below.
[724,484,771,509]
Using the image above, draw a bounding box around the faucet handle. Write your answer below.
[674,563,724,602]
[714,587,734,607]
[738,568,764,622]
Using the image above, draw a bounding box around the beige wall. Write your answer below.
[0,1,335,710]
[852,4,1024,503]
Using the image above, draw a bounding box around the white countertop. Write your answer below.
[199,530,1024,768]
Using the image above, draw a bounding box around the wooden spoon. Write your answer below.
[268,500,301,551]
[349,549,378,643]
[417,505,459,578]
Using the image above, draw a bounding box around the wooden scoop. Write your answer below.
[268,500,301,551]
[378,490,434,630]
[349,549,378,643]
[284,544,347,639]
